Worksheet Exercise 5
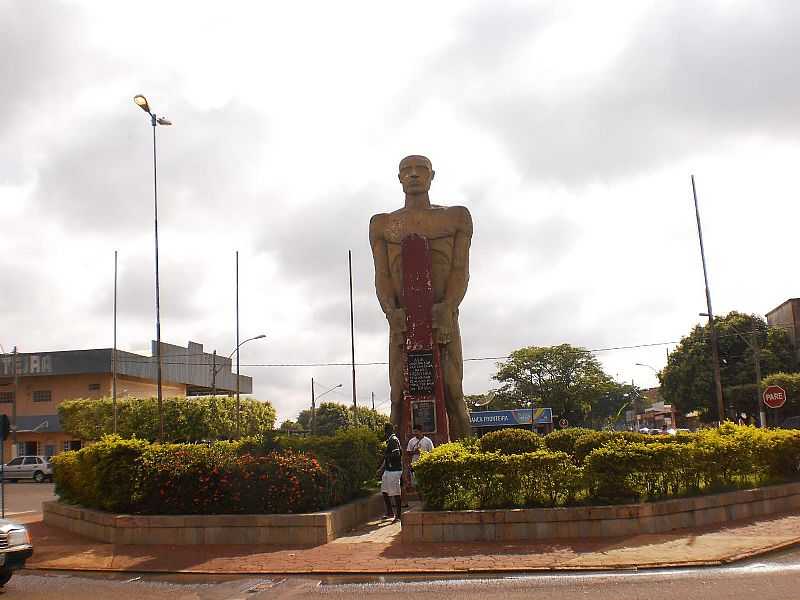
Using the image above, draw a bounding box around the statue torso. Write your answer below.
[376,205,463,303]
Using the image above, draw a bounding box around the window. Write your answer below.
[44,445,55,458]
[63,440,81,452]
[6,458,22,466]
[32,390,51,402]
[22,457,37,466]
[88,383,100,391]
[0,392,13,403]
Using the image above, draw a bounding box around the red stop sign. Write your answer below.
[763,385,787,409]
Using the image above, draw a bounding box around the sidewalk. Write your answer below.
[20,510,800,575]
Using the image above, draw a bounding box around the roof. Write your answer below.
[0,341,252,394]
[766,298,800,318]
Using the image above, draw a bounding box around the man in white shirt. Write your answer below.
[406,428,434,487]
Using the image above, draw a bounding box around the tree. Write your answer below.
[762,372,800,421]
[587,383,642,430]
[297,402,389,436]
[279,419,303,432]
[493,344,617,426]
[59,396,277,442]
[661,312,796,421]
[464,392,521,411]
[353,405,391,432]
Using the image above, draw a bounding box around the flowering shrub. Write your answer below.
[52,435,347,514]
[136,444,333,514]
[238,427,382,504]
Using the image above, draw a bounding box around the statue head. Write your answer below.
[398,155,434,196]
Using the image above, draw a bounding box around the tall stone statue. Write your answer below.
[369,155,473,440]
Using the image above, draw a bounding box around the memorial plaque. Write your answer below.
[407,350,435,396]
[412,400,437,433]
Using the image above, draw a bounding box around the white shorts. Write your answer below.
[381,470,402,496]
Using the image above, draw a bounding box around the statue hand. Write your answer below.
[433,302,453,344]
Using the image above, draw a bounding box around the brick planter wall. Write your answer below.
[401,481,800,543]
[44,492,384,547]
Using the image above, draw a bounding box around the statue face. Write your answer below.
[398,156,434,195]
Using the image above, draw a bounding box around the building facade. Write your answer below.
[0,341,253,459]
[766,298,800,364]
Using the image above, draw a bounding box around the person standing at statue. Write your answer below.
[369,155,473,439]
[379,423,403,522]
[406,427,434,487]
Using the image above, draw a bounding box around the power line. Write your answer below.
[20,321,794,370]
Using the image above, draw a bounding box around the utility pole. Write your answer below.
[753,328,766,429]
[311,377,316,435]
[211,350,217,396]
[113,250,118,434]
[348,250,358,425]
[372,391,375,411]
[691,175,725,423]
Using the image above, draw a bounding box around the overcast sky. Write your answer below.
[3,0,800,422]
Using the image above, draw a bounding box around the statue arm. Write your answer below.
[369,214,398,316]
[443,206,472,311]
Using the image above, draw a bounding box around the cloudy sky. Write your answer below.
[3,0,800,422]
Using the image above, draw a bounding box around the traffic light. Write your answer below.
[0,415,9,442]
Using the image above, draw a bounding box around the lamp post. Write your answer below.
[311,381,342,435]
[133,94,172,442]
[226,333,267,436]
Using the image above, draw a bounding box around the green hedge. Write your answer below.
[51,428,381,514]
[59,396,277,443]
[413,424,800,509]
[478,428,544,454]
[413,443,580,510]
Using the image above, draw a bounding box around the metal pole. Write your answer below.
[311,377,316,435]
[1,436,4,518]
[211,350,217,396]
[372,391,375,411]
[152,114,164,442]
[113,250,118,434]
[753,328,766,428]
[11,347,17,451]
[235,251,240,437]
[348,250,358,424]
[691,175,725,423]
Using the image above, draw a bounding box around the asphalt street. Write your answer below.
[5,546,800,600]
[0,482,54,518]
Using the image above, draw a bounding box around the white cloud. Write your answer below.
[2,0,800,420]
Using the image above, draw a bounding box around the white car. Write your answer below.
[2,456,53,483]
[0,521,33,586]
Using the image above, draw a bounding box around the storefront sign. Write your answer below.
[470,408,553,427]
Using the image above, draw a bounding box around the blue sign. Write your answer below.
[470,408,553,427]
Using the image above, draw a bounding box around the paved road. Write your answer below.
[0,482,54,519]
[7,547,800,599]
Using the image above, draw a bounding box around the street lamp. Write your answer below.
[133,94,172,442]
[634,363,659,376]
[231,333,267,436]
[311,381,342,434]
[210,334,267,396]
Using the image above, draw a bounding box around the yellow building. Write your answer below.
[0,341,252,458]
